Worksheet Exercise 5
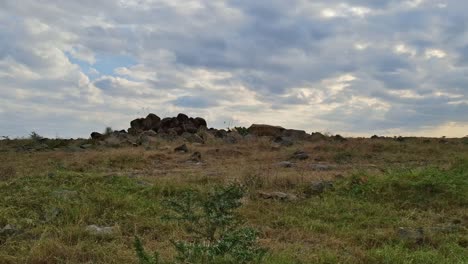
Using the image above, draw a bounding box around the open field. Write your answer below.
[0,136,467,263]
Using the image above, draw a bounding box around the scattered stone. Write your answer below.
[0,224,18,236]
[278,161,294,168]
[258,191,298,201]
[181,132,204,144]
[305,180,334,197]
[174,144,189,153]
[310,163,335,171]
[52,189,78,200]
[397,227,425,244]
[85,225,115,235]
[189,152,202,163]
[274,136,293,147]
[291,150,309,160]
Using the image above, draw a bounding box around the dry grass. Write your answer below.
[0,137,467,263]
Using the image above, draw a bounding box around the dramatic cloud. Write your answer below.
[0,0,467,137]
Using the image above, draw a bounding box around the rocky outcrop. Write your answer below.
[128,113,207,137]
[248,124,285,137]
[282,129,307,140]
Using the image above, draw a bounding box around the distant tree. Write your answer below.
[104,127,113,135]
[29,131,44,141]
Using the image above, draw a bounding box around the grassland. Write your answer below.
[0,136,467,263]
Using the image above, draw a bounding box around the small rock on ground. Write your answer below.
[291,150,309,160]
[258,191,298,201]
[174,144,189,153]
[85,225,115,235]
[310,164,335,171]
[0,224,18,236]
[306,180,334,197]
[188,151,202,163]
[278,161,294,168]
[397,227,425,244]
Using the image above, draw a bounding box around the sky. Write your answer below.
[0,0,467,138]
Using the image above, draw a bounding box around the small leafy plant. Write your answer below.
[233,127,249,136]
[135,183,266,264]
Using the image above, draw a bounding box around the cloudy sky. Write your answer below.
[1,0,467,138]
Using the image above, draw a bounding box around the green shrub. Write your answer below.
[234,127,249,136]
[29,131,44,141]
[135,183,266,264]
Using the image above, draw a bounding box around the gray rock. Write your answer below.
[85,225,115,235]
[188,152,202,163]
[306,180,334,197]
[0,224,18,236]
[310,164,335,171]
[53,189,78,200]
[182,132,204,144]
[278,161,294,168]
[274,136,293,147]
[397,227,424,244]
[291,150,309,160]
[174,144,189,153]
[258,191,298,201]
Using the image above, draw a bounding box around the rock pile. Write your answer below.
[128,113,207,136]
[88,114,337,147]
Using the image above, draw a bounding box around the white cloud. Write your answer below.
[425,48,447,59]
[0,0,467,137]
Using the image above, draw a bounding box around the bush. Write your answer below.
[135,183,266,264]
[234,127,249,136]
[29,131,44,141]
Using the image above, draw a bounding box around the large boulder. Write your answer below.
[142,113,161,131]
[193,117,207,128]
[248,124,285,137]
[90,132,104,140]
[176,113,189,123]
[182,121,198,133]
[130,118,145,131]
[282,129,308,140]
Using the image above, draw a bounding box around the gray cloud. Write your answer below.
[0,0,467,138]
